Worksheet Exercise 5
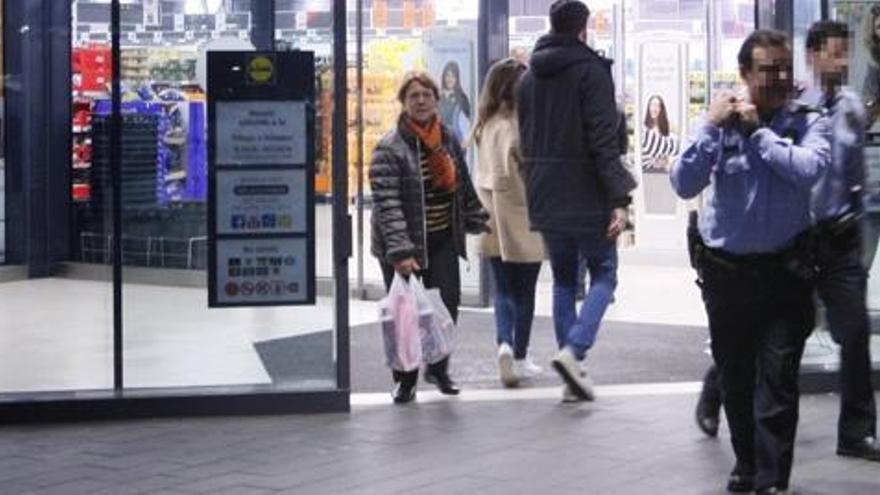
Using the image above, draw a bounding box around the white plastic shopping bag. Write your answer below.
[378,273,422,372]
[410,277,455,365]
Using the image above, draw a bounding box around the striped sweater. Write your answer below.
[641,128,679,171]
[420,146,454,234]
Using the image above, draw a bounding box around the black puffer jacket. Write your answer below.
[517,34,636,235]
[370,118,488,267]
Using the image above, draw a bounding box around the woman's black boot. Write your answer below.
[391,370,418,404]
[424,357,460,395]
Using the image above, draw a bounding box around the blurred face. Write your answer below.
[741,45,793,113]
[444,70,457,90]
[649,98,662,120]
[810,36,849,90]
[403,81,438,124]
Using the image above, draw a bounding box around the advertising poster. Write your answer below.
[215,101,307,166]
[631,36,689,252]
[423,27,479,290]
[215,238,309,305]
[423,27,476,147]
[636,39,686,216]
[216,169,307,235]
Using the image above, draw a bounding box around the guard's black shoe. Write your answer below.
[754,488,785,494]
[695,393,721,437]
[837,436,880,462]
[425,357,460,395]
[696,405,720,437]
[696,367,722,437]
[726,471,754,493]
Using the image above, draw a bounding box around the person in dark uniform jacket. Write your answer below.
[671,30,831,494]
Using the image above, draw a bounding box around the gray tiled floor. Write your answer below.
[0,392,877,494]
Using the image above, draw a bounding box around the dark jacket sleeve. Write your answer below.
[369,142,417,263]
[580,65,636,207]
[450,138,490,234]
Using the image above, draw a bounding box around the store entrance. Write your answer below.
[508,0,753,262]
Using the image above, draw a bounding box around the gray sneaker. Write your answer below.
[552,348,595,401]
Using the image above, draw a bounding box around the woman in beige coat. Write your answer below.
[472,58,545,388]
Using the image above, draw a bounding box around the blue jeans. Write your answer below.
[489,258,542,359]
[542,232,618,360]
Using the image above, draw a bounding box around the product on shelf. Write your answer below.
[72,44,112,93]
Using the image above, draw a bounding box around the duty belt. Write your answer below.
[697,230,817,283]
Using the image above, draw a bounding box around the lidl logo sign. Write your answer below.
[247,55,276,85]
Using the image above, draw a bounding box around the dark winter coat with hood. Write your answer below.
[516,34,636,235]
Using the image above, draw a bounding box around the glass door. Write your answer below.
[0,1,114,397]
[111,0,341,393]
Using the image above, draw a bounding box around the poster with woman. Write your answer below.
[640,94,679,173]
[632,36,689,250]
[636,39,686,213]
[438,61,472,145]
[423,27,476,147]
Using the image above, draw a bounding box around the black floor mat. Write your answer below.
[255,310,712,393]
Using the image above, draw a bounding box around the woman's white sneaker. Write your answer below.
[497,343,519,387]
[552,348,595,401]
[513,357,543,379]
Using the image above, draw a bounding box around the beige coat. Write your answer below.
[474,114,544,263]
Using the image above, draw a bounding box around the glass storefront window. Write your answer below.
[0,1,115,395]
[45,0,343,394]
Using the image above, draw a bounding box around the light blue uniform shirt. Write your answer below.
[670,101,831,255]
[799,87,867,221]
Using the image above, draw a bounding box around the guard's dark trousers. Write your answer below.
[815,221,877,443]
[699,250,814,491]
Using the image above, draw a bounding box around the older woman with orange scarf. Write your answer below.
[370,71,489,404]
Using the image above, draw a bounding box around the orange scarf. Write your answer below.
[405,117,458,192]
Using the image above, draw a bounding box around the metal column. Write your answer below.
[250,0,275,51]
[356,0,366,298]
[333,0,352,394]
[111,0,123,391]
[476,0,509,307]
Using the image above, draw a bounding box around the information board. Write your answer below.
[215,101,307,165]
[208,52,316,307]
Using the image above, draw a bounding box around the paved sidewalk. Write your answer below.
[0,390,877,494]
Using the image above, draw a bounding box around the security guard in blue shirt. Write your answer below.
[801,21,880,462]
[671,30,831,494]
